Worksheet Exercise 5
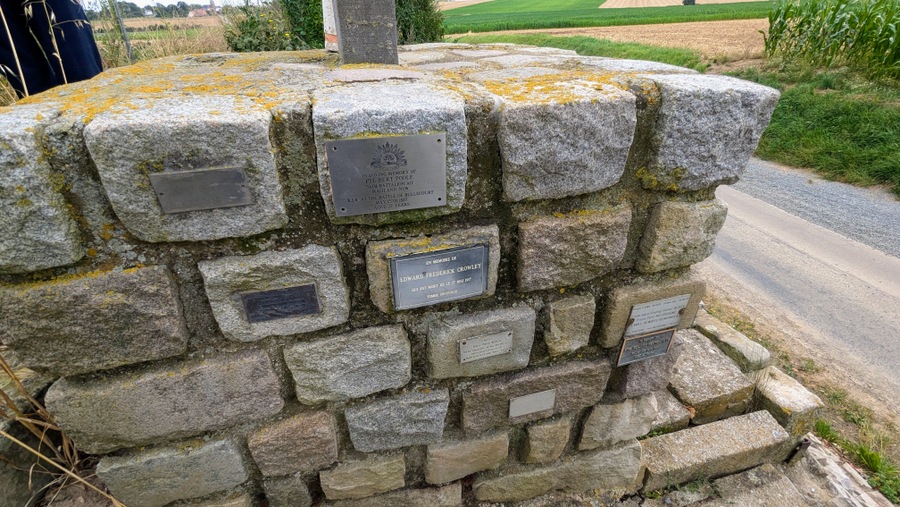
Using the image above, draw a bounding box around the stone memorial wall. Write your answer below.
[0,44,801,507]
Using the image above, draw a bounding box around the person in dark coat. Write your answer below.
[0,0,103,98]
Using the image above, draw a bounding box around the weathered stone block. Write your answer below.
[45,349,284,454]
[474,440,643,502]
[669,329,754,425]
[695,310,771,372]
[285,325,410,403]
[334,0,398,64]
[345,389,449,452]
[545,294,595,356]
[199,246,350,342]
[426,432,509,484]
[600,273,705,348]
[248,411,338,476]
[609,333,683,399]
[523,416,571,464]
[96,438,249,507]
[650,389,691,433]
[0,105,83,274]
[427,307,535,379]
[751,366,823,436]
[641,410,792,492]
[330,483,462,507]
[365,225,501,313]
[264,473,313,507]
[462,360,612,434]
[640,74,780,191]
[0,266,188,376]
[636,199,728,273]
[580,393,658,450]
[710,463,808,507]
[517,206,632,292]
[84,96,287,242]
[320,455,405,500]
[192,494,254,507]
[312,81,467,225]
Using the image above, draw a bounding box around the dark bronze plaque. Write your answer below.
[150,167,254,214]
[241,284,320,323]
[617,328,676,367]
[390,244,488,310]
[325,133,447,217]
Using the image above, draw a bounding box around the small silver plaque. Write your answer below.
[150,167,253,214]
[459,331,513,364]
[325,133,447,217]
[509,389,556,418]
[617,328,676,366]
[390,245,489,310]
[625,294,692,336]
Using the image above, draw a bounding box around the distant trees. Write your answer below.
[84,2,208,19]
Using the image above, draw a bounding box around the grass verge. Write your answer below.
[448,33,707,71]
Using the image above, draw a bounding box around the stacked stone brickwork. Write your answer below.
[0,44,790,506]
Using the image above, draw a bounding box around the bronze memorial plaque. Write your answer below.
[325,133,447,217]
[390,244,488,310]
[241,284,321,323]
[617,328,676,366]
[150,167,254,214]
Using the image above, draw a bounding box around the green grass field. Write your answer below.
[444,0,772,33]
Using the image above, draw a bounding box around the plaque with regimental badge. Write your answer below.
[390,244,489,310]
[325,133,447,217]
[617,328,676,366]
[509,389,556,418]
[625,293,691,336]
[150,166,254,214]
[240,284,321,324]
[459,330,513,364]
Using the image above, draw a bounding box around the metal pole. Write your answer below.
[108,0,134,63]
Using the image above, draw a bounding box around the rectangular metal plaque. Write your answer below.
[625,293,692,336]
[617,328,676,366]
[459,330,513,364]
[325,133,447,217]
[150,167,254,214]
[390,245,489,310]
[509,389,557,418]
[240,284,320,324]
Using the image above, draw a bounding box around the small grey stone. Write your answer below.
[523,416,571,464]
[650,389,691,434]
[264,473,313,507]
[83,95,287,242]
[694,310,771,372]
[610,333,683,399]
[96,438,249,507]
[426,432,509,484]
[637,199,728,273]
[45,349,284,454]
[579,394,658,450]
[284,325,411,403]
[517,206,632,292]
[330,483,462,507]
[248,411,338,476]
[545,295,595,356]
[320,455,405,500]
[751,366,823,436]
[0,104,83,274]
[199,246,350,342]
[345,389,449,452]
[191,494,254,507]
[0,265,188,376]
[398,51,447,64]
[427,307,535,379]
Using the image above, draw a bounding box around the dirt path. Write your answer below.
[438,0,495,10]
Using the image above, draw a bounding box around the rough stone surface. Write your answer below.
[493,80,635,201]
[579,393,658,450]
[0,420,54,507]
[345,389,449,452]
[641,410,792,492]
[0,265,188,376]
[330,483,462,507]
[544,294,595,356]
[0,105,83,274]
[263,473,313,507]
[285,325,411,403]
[523,416,571,464]
[609,333,684,399]
[669,329,754,425]
[248,411,338,476]
[702,463,809,507]
[312,81,467,225]
[636,199,728,273]
[96,438,249,507]
[199,246,350,342]
[462,360,612,434]
[334,0,398,65]
[600,273,706,348]
[84,95,287,242]
[650,389,691,433]
[427,307,535,379]
[474,440,643,502]
[694,310,771,372]
[366,225,501,312]
[45,349,284,454]
[578,58,698,74]
[641,74,780,191]
[191,494,254,507]
[426,432,509,484]
[517,206,632,292]
[751,366,824,436]
[320,455,405,500]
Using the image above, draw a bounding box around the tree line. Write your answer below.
[84,2,211,19]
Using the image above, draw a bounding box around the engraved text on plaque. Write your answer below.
[459,331,513,364]
[390,245,488,310]
[625,294,691,336]
[241,284,321,323]
[617,328,676,366]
